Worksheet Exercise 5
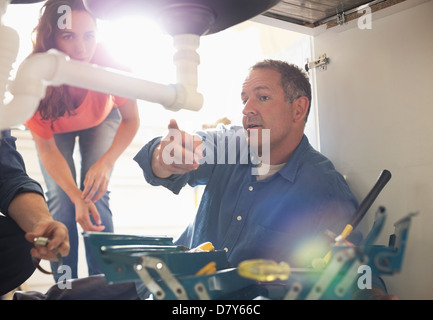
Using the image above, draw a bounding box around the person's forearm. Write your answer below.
[39,149,82,203]
[7,192,53,233]
[99,117,139,168]
[9,191,71,260]
[100,101,140,167]
[31,131,84,203]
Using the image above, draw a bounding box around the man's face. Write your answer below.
[241,68,294,157]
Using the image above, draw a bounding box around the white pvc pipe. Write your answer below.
[172,34,203,111]
[0,95,41,130]
[0,16,204,130]
[44,49,204,111]
[173,34,200,89]
[0,9,21,129]
[0,48,205,130]
[11,49,178,108]
[43,50,178,107]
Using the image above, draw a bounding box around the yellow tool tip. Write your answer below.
[189,241,215,252]
[238,259,291,282]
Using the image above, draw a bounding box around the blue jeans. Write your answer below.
[39,108,121,283]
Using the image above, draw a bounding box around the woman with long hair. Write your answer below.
[25,0,140,282]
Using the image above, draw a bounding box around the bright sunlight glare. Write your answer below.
[96,16,268,133]
[98,16,176,84]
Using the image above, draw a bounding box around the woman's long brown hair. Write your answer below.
[32,0,93,121]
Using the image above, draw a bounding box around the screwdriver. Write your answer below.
[312,169,392,269]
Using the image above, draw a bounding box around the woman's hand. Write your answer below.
[74,198,105,232]
[82,158,113,203]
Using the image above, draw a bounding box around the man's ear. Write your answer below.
[292,96,309,123]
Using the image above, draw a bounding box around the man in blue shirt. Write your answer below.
[14,60,393,300]
[0,130,69,296]
[134,60,359,268]
[132,59,396,299]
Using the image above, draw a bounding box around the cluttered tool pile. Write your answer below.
[84,170,416,300]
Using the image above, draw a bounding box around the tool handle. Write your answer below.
[350,169,392,228]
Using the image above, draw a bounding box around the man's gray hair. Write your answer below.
[251,60,312,122]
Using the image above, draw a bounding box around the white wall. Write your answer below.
[313,0,433,299]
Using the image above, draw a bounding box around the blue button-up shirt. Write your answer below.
[134,126,359,268]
